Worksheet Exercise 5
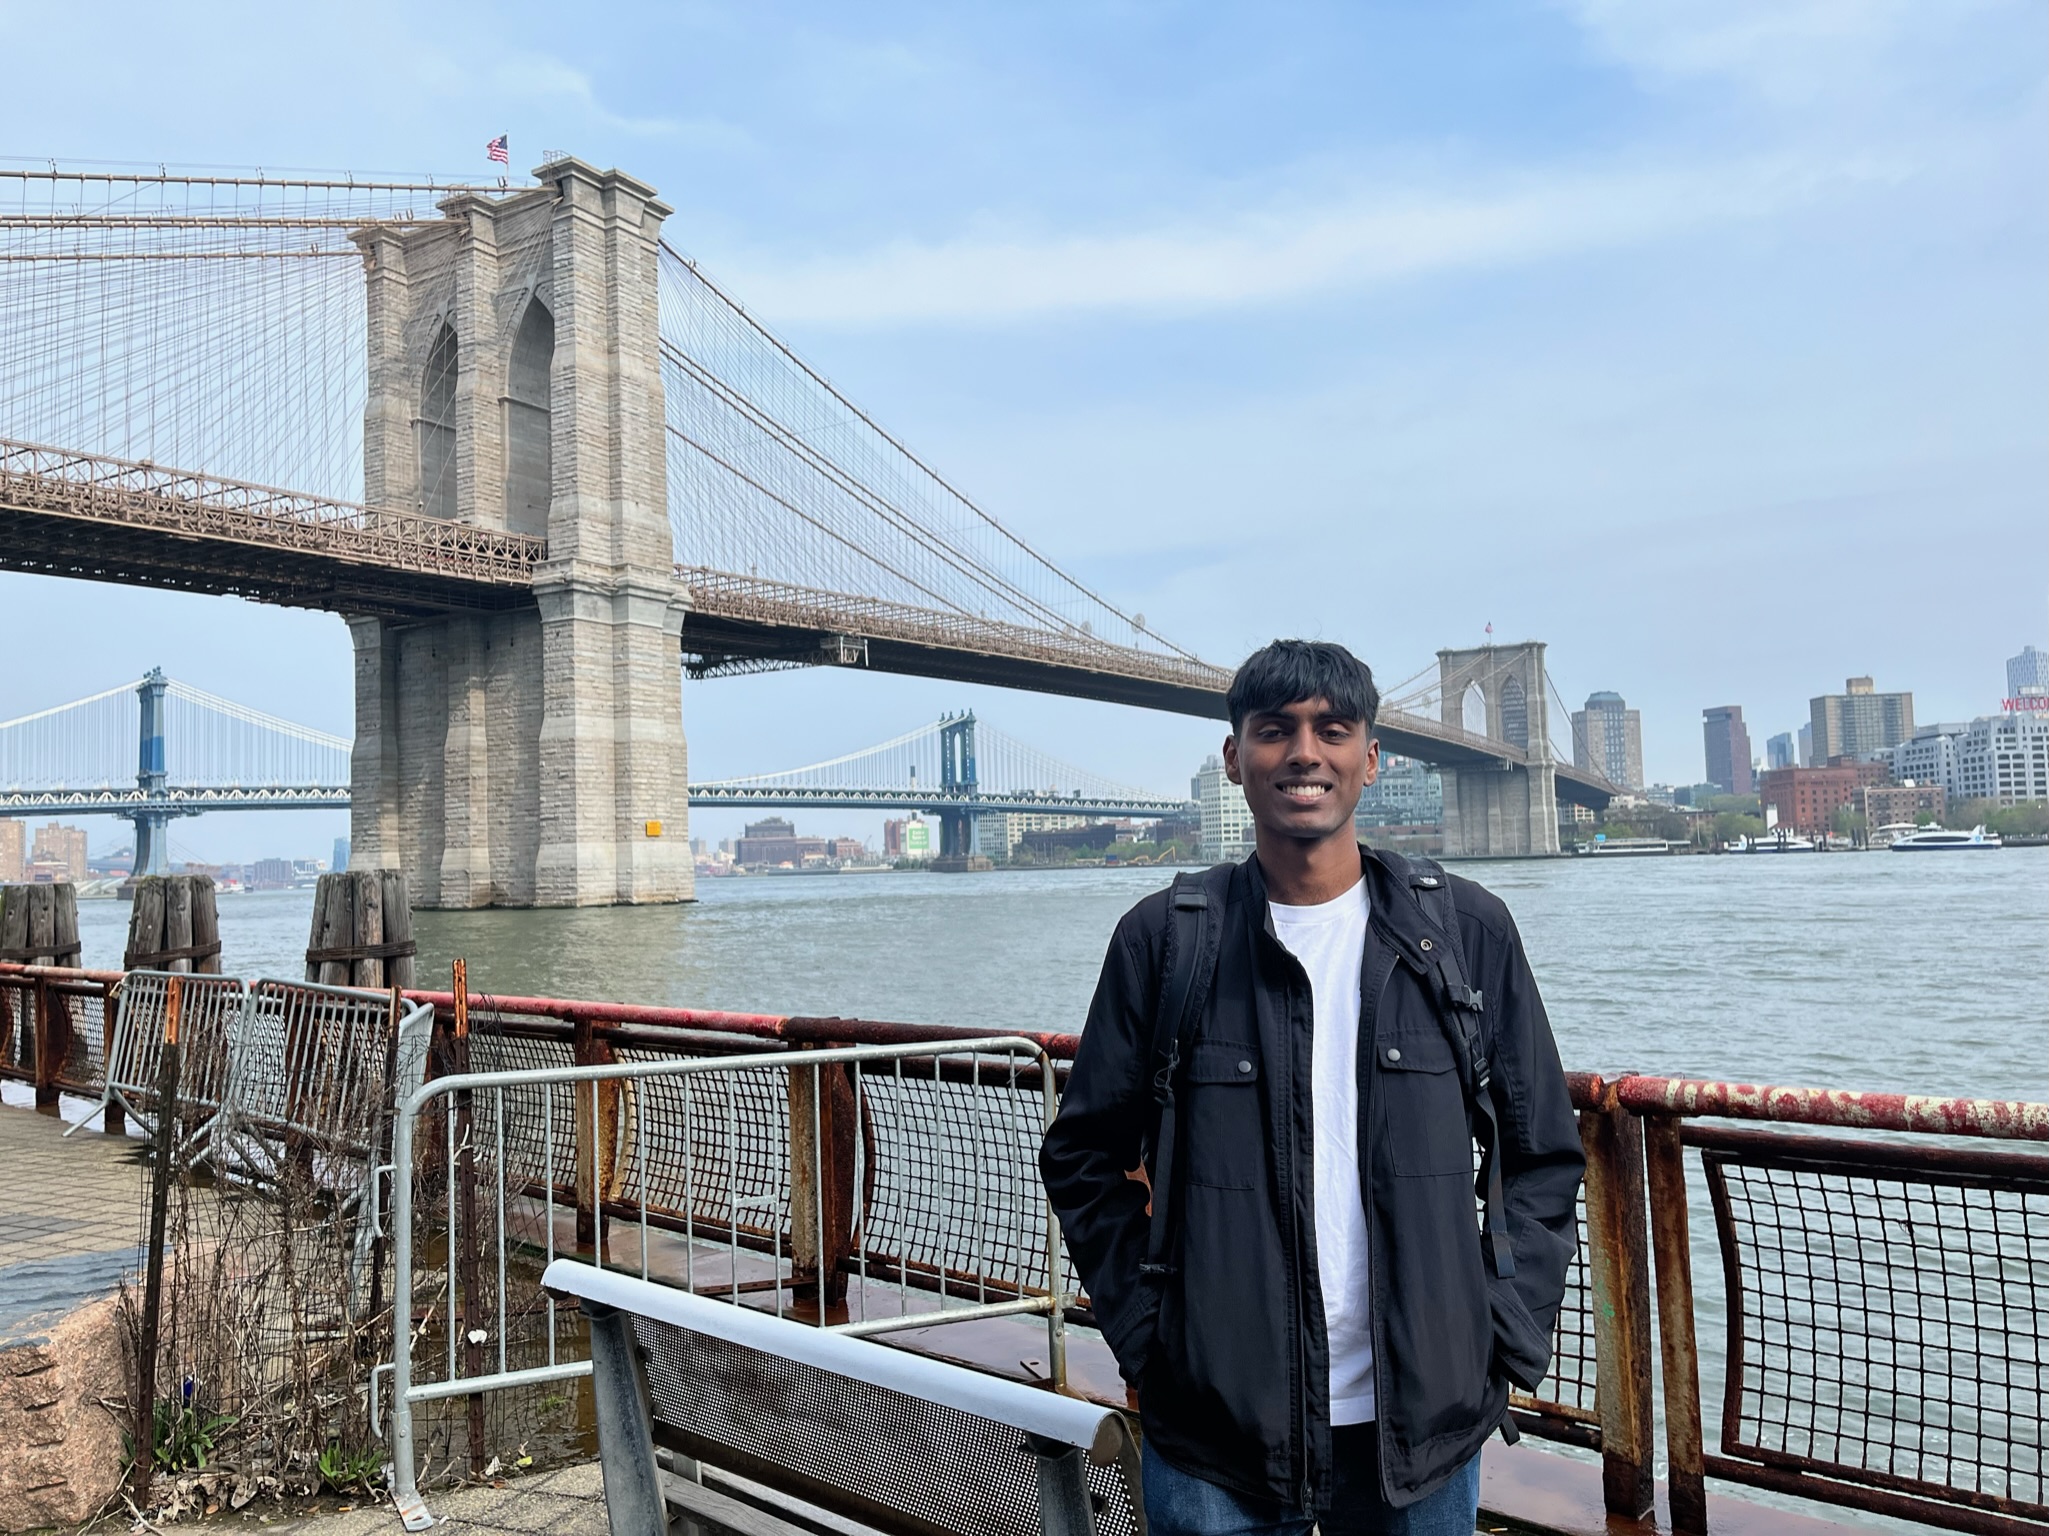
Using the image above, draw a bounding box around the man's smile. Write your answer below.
[1278,782,1334,802]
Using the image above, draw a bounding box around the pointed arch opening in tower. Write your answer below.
[1461,681,1488,737]
[420,323,458,520]
[505,300,553,537]
[1501,675,1529,751]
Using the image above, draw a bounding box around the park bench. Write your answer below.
[543,1258,1144,1536]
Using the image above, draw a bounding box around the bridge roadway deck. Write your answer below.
[0,453,1614,809]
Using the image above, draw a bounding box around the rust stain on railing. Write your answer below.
[1614,1073,2049,1140]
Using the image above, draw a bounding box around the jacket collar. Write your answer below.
[1238,843,1438,970]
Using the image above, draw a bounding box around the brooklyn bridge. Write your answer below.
[0,158,1613,905]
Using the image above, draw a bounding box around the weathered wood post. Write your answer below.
[122,875,223,973]
[0,884,84,1106]
[304,869,415,988]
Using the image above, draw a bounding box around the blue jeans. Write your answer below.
[1142,1428,1481,1536]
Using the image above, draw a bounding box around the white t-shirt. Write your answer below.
[1269,877,1376,1426]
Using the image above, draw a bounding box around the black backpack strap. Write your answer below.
[1140,863,1229,1281]
[1407,856,1516,1282]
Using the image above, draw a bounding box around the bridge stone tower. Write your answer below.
[347,160,691,907]
[1435,642,1560,858]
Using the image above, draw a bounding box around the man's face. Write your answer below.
[1224,696,1379,845]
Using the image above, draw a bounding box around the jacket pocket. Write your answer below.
[1181,1041,1262,1190]
[1378,1026,1474,1178]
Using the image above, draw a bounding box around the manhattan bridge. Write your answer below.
[0,158,1611,903]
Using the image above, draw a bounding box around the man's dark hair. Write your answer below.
[1226,639,1380,735]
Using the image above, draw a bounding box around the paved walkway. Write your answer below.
[283,1466,607,1536]
[0,1097,147,1347]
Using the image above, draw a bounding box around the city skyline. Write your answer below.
[0,2,2041,857]
[4,636,2040,862]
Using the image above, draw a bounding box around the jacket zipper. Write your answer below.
[1360,923,1399,1501]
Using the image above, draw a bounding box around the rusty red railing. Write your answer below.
[5,960,2043,1536]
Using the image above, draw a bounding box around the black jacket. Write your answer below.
[1039,846,1584,1512]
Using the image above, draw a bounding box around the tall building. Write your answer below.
[29,823,88,883]
[1797,723,1814,768]
[1809,677,1914,763]
[1194,754,1255,861]
[332,836,352,874]
[0,819,23,883]
[1572,692,1643,790]
[2008,645,2049,708]
[1702,705,1754,796]
[1354,756,1443,829]
[1766,733,1795,771]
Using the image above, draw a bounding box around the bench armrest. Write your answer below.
[543,1259,1128,1465]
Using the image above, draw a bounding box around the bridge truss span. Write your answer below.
[0,438,546,615]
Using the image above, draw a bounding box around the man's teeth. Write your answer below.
[1281,784,1329,799]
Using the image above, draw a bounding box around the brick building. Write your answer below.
[1863,782,1945,831]
[29,823,88,883]
[1758,760,1891,834]
[734,817,829,868]
[0,819,22,883]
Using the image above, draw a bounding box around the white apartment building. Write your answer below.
[1891,724,1965,796]
[1894,713,2049,806]
[1956,712,2049,806]
[1194,754,1255,861]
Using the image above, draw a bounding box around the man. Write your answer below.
[1041,639,1584,1536]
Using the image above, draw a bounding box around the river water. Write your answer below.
[56,849,2048,1522]
[72,848,2049,1098]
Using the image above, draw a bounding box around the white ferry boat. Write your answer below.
[1574,837,1679,856]
[1728,831,1817,853]
[1888,825,2003,852]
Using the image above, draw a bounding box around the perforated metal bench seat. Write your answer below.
[543,1260,1143,1536]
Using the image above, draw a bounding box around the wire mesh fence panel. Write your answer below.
[0,975,30,1080]
[50,979,114,1093]
[1705,1137,2049,1521]
[851,1058,1055,1304]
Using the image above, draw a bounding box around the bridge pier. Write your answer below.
[346,160,691,907]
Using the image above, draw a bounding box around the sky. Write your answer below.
[0,0,2043,861]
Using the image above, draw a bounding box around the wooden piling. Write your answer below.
[0,884,84,1104]
[121,875,222,973]
[0,883,82,968]
[303,869,415,989]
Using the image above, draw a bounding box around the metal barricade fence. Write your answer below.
[75,971,249,1150]
[376,1035,1066,1531]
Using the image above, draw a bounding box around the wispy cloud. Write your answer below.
[717,152,1900,329]
[491,56,749,146]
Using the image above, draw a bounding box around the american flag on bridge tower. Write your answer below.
[486,134,510,166]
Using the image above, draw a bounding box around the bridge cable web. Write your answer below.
[659,246,1208,668]
[0,165,503,510]
[0,682,140,789]
[0,676,351,791]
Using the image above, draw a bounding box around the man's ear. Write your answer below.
[1361,735,1381,787]
[1222,734,1242,785]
